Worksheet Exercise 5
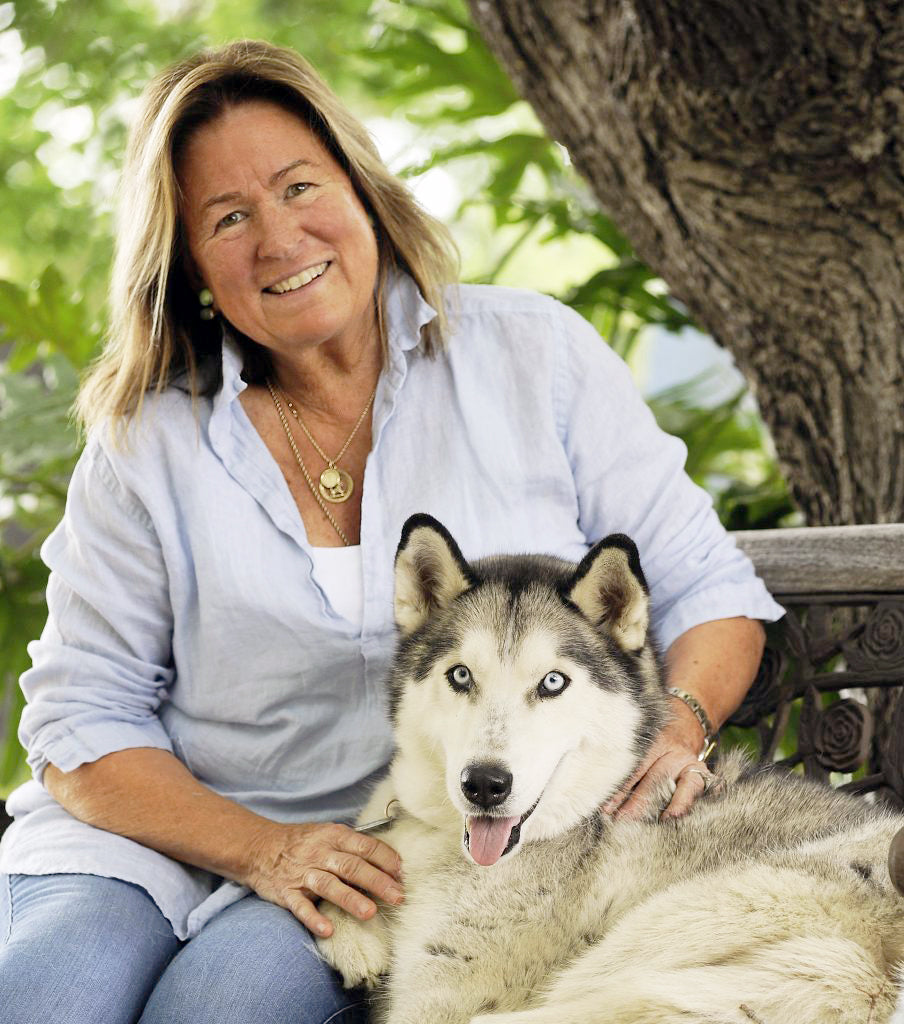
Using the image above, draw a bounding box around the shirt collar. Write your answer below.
[382,268,438,354]
[220,330,247,399]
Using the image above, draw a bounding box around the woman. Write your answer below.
[0,39,782,1024]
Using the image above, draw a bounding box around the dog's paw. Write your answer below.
[315,904,391,990]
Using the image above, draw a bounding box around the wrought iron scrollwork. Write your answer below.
[810,698,873,774]
[726,598,904,808]
[843,602,904,674]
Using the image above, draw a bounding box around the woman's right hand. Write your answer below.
[245,821,404,936]
[44,751,402,939]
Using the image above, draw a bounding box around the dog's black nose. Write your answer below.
[461,762,513,809]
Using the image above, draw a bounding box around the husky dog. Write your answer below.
[317,514,904,1024]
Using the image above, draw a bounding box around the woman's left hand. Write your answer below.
[604,617,764,821]
[603,702,714,821]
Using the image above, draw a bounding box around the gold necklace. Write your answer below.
[281,383,378,505]
[266,381,353,546]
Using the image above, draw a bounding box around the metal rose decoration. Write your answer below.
[843,601,904,673]
[813,699,873,774]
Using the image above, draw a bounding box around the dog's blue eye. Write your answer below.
[538,671,569,698]
[447,664,473,692]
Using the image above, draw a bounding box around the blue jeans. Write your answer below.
[0,873,368,1024]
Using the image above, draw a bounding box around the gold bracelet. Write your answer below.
[667,687,718,761]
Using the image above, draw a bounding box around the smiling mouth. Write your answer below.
[264,261,329,294]
[464,796,540,867]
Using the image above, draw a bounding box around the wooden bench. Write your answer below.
[731,523,904,891]
[3,524,904,860]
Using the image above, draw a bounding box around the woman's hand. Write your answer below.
[604,617,764,822]
[603,697,715,821]
[45,750,403,938]
[245,821,404,937]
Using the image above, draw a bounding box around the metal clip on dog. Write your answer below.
[354,799,400,835]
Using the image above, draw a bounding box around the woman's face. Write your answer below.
[179,100,379,363]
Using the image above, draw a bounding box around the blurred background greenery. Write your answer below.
[0,0,796,796]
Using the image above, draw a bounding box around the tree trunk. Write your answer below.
[468,0,904,526]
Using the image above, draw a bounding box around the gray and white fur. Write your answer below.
[317,514,904,1024]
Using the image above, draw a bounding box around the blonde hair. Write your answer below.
[77,39,459,430]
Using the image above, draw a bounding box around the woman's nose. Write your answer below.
[255,204,303,261]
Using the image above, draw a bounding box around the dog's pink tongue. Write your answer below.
[467,815,519,866]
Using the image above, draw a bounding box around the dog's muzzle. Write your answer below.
[464,796,540,867]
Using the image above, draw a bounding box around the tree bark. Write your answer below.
[468,0,904,526]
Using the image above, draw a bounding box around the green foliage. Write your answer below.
[0,272,89,789]
[646,371,795,530]
[362,0,667,344]
[0,0,794,792]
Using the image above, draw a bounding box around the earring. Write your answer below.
[199,287,216,320]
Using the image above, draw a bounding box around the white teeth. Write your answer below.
[267,262,328,294]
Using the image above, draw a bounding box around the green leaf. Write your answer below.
[0,269,100,371]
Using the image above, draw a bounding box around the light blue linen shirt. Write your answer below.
[0,273,783,938]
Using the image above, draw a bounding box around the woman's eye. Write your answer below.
[538,671,570,698]
[215,210,245,231]
[446,664,473,693]
[286,182,310,197]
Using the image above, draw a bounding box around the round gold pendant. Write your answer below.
[319,466,354,503]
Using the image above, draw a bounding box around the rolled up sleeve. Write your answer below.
[556,302,785,651]
[19,438,175,782]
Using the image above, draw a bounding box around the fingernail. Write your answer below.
[387,885,403,903]
[317,921,331,936]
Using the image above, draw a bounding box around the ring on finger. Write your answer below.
[682,766,716,793]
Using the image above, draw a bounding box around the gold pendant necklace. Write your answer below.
[266,381,351,545]
[282,383,378,504]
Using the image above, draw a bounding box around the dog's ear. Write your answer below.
[394,514,474,634]
[565,535,650,651]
